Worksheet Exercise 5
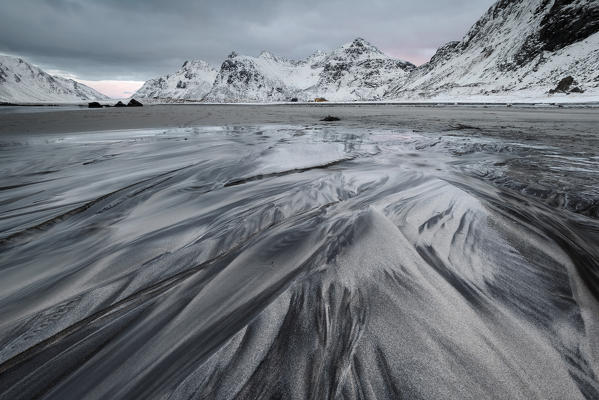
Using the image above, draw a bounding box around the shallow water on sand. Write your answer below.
[0,105,86,115]
[0,124,598,399]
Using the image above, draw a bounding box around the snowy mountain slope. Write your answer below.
[306,38,415,101]
[0,55,108,103]
[204,38,414,102]
[133,60,217,102]
[205,51,321,102]
[386,0,599,100]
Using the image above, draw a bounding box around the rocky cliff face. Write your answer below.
[0,55,108,103]
[386,0,599,100]
[134,60,217,102]
[204,51,312,102]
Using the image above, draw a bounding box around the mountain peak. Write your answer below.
[180,60,215,72]
[346,37,377,49]
[351,37,369,46]
[334,37,385,60]
[258,51,277,61]
[134,58,217,102]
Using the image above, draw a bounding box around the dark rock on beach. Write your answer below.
[88,102,102,108]
[127,98,143,107]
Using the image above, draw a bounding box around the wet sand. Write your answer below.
[1,103,598,139]
[1,105,599,399]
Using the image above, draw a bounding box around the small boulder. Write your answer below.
[127,98,143,107]
[114,101,127,107]
[88,102,102,108]
[321,116,340,122]
[290,97,299,102]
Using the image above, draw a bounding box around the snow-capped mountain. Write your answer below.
[133,60,217,102]
[307,38,415,101]
[204,38,415,102]
[386,0,599,100]
[0,55,108,103]
[205,51,317,102]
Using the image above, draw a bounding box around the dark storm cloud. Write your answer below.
[0,0,496,81]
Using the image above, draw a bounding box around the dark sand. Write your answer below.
[1,104,598,139]
[1,104,599,399]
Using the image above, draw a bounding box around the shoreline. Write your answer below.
[1,103,599,137]
[3,100,599,107]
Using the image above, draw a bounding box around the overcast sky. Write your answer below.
[0,0,496,97]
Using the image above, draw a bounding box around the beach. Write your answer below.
[1,104,598,399]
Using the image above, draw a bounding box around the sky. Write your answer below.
[0,0,496,98]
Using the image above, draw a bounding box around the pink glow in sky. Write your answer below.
[76,79,144,99]
[384,48,438,66]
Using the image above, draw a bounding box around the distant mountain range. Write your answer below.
[134,38,416,103]
[203,39,415,103]
[136,0,598,103]
[0,55,108,103]
[2,0,598,104]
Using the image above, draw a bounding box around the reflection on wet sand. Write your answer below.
[0,123,598,399]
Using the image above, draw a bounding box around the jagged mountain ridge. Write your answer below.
[0,55,108,103]
[137,39,415,103]
[206,38,415,102]
[134,60,218,102]
[386,0,599,100]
